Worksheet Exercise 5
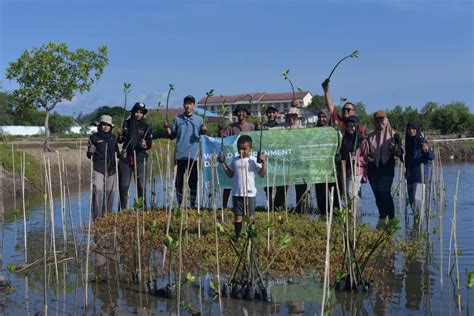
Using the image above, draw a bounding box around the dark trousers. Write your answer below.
[264,186,287,210]
[314,182,340,215]
[223,189,231,209]
[118,158,146,210]
[368,174,395,219]
[175,159,198,207]
[294,184,310,214]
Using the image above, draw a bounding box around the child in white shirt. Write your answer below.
[218,135,266,240]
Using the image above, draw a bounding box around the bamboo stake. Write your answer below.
[162,165,178,270]
[42,156,48,316]
[212,158,223,315]
[321,187,335,316]
[197,155,201,239]
[47,158,59,285]
[57,151,67,247]
[452,171,461,292]
[84,157,94,308]
[21,152,27,263]
[12,144,16,213]
[78,139,83,228]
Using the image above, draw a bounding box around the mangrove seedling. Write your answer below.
[467,270,474,289]
[202,88,215,123]
[164,235,179,299]
[326,50,360,81]
[165,83,175,122]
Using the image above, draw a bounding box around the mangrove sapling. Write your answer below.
[202,89,215,124]
[121,82,132,127]
[162,165,178,270]
[163,235,178,299]
[325,50,360,81]
[165,83,175,123]
[281,69,309,124]
[12,144,16,213]
[47,158,60,286]
[77,139,83,229]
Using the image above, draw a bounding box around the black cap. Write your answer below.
[233,104,250,116]
[131,102,148,114]
[183,95,195,104]
[266,105,278,113]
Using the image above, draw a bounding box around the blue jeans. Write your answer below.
[368,174,395,219]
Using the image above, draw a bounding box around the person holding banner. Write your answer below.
[314,109,340,215]
[404,121,434,214]
[117,102,152,210]
[367,111,403,219]
[262,106,286,210]
[165,95,206,208]
[220,104,256,209]
[340,115,368,212]
[218,135,266,240]
[283,107,309,213]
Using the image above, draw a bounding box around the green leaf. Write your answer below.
[456,249,462,256]
[169,83,175,91]
[164,235,175,249]
[216,222,225,234]
[466,270,474,289]
[210,279,218,291]
[186,272,196,283]
[351,50,360,58]
[206,89,214,97]
[7,263,16,272]
[133,198,144,210]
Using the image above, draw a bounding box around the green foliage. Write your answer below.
[307,94,326,112]
[467,270,474,289]
[77,105,126,128]
[0,145,43,187]
[186,272,196,283]
[431,101,471,134]
[7,263,16,272]
[49,112,75,133]
[0,91,14,125]
[146,109,168,138]
[5,42,108,146]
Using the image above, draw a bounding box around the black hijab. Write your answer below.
[340,115,363,162]
[405,121,421,161]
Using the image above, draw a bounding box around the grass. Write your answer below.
[0,144,43,188]
[91,209,392,281]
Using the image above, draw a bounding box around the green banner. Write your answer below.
[201,127,341,189]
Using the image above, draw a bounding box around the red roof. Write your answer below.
[197,91,311,105]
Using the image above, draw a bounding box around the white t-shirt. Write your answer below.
[230,156,262,197]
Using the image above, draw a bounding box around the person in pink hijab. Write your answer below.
[367,111,403,219]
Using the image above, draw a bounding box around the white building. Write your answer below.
[197,91,313,122]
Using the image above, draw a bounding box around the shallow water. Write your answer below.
[0,162,472,315]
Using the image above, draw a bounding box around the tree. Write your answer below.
[432,101,470,134]
[6,42,108,151]
[420,101,439,130]
[307,94,326,112]
[0,91,14,125]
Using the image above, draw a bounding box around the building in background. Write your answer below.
[197,91,314,123]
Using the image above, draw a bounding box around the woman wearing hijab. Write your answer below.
[87,115,119,219]
[340,115,368,212]
[367,111,403,219]
[404,121,434,212]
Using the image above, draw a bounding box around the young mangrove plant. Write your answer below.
[202,89,215,124]
[165,83,175,122]
[326,50,360,81]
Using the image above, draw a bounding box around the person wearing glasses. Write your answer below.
[321,79,365,137]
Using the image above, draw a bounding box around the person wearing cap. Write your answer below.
[261,106,287,209]
[321,79,365,136]
[164,95,206,207]
[220,104,255,209]
[367,110,403,220]
[117,102,153,210]
[87,115,119,219]
[283,106,309,213]
[314,109,340,215]
[339,115,369,212]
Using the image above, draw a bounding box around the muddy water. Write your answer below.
[0,162,472,315]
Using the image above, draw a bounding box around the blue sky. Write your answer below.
[1,0,472,116]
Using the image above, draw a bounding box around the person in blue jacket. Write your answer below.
[165,95,207,207]
[404,121,434,210]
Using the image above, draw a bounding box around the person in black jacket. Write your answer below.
[117,102,152,210]
[87,115,119,219]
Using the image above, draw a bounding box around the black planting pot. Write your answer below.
[244,284,256,300]
[222,283,232,297]
[165,283,177,299]
[260,285,272,303]
[231,282,243,299]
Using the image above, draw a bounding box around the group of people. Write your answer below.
[86,79,435,239]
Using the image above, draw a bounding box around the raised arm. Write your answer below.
[322,79,336,114]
